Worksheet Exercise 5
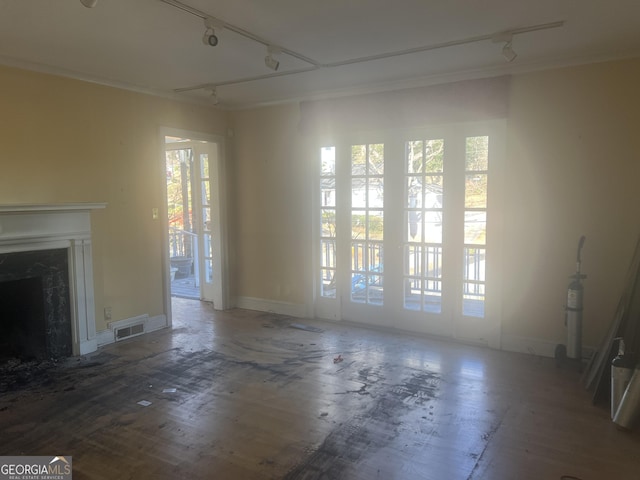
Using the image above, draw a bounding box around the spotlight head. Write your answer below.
[80,0,98,7]
[202,17,224,47]
[202,30,219,47]
[502,42,517,62]
[492,32,517,63]
[264,54,280,71]
[208,88,219,106]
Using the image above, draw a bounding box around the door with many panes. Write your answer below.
[315,122,503,346]
[165,136,226,307]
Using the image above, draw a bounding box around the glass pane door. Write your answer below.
[350,144,384,305]
[196,151,215,302]
[404,138,444,313]
[166,146,198,299]
[462,136,489,318]
[320,146,337,299]
[165,136,223,305]
[313,122,501,345]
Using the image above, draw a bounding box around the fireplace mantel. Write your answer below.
[0,203,106,355]
[0,203,107,214]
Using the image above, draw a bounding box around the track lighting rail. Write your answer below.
[159,0,320,67]
[173,66,320,93]
[327,21,563,68]
[159,0,564,102]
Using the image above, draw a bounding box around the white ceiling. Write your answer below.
[1,0,639,109]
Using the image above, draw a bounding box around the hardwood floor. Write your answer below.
[2,297,640,479]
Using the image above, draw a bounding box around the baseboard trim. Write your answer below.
[151,295,596,361]
[234,296,306,318]
[79,338,98,356]
[501,334,595,359]
[95,329,114,347]
[96,313,168,347]
[146,314,168,333]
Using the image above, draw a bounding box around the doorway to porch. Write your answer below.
[163,132,227,308]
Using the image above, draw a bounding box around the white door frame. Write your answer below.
[159,127,229,325]
[311,120,503,347]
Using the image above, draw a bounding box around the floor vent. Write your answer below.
[115,322,144,341]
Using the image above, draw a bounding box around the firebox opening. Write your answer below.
[0,277,46,362]
[0,248,73,364]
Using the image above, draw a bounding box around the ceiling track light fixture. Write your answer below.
[492,32,517,62]
[159,0,565,96]
[502,41,517,62]
[206,86,219,105]
[159,0,319,66]
[80,0,98,7]
[264,46,281,71]
[203,17,224,47]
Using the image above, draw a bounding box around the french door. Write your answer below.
[164,134,226,308]
[315,122,503,346]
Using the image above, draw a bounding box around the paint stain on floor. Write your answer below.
[0,302,553,479]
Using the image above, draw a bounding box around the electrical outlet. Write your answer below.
[104,306,112,320]
[152,207,159,220]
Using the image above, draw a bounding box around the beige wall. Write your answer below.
[230,58,640,350]
[3,56,639,352]
[0,65,228,331]
[229,104,311,307]
[503,59,640,348]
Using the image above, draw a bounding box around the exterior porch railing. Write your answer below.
[169,227,199,287]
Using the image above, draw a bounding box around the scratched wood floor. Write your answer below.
[2,297,640,480]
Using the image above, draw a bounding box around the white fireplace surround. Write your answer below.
[0,203,106,356]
